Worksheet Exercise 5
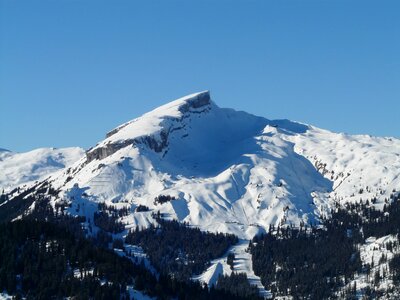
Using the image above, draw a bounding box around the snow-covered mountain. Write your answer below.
[3,91,400,296]
[18,90,397,241]
[0,147,84,192]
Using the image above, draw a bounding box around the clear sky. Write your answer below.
[1,0,399,152]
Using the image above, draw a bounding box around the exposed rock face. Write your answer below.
[85,132,170,162]
[178,91,210,113]
[105,123,131,139]
[86,140,132,162]
[85,91,211,163]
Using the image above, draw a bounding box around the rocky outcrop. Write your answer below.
[178,91,210,113]
[85,130,170,162]
[85,91,212,163]
[86,141,132,162]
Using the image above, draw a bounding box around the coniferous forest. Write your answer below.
[3,180,400,299]
[0,187,255,299]
[250,193,400,299]
[0,219,258,300]
[125,216,238,280]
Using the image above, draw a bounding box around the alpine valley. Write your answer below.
[2,91,400,300]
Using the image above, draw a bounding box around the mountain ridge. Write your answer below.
[0,147,84,191]
[2,91,397,240]
[2,91,400,297]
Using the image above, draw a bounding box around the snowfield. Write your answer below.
[0,292,12,300]
[193,239,272,298]
[40,91,400,239]
[0,147,84,192]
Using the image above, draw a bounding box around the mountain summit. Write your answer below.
[5,91,394,240]
[86,91,213,162]
[2,91,400,296]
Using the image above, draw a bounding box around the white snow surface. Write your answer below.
[0,292,12,300]
[344,234,399,299]
[193,239,271,298]
[6,91,400,295]
[0,147,84,191]
[42,91,400,240]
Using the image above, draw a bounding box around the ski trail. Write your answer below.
[194,239,271,299]
[232,240,271,299]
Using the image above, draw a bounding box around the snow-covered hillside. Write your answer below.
[0,147,84,192]
[28,90,399,241]
[3,91,400,298]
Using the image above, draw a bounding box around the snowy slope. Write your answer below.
[36,91,400,241]
[193,239,272,298]
[0,292,12,300]
[291,130,400,209]
[5,91,400,296]
[0,147,84,191]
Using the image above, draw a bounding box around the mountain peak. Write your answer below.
[104,91,211,140]
[152,90,211,115]
[87,91,214,162]
[86,91,310,163]
[4,91,400,243]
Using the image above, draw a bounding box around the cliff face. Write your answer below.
[85,131,170,162]
[85,91,211,163]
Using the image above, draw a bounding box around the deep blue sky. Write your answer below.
[1,0,399,152]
